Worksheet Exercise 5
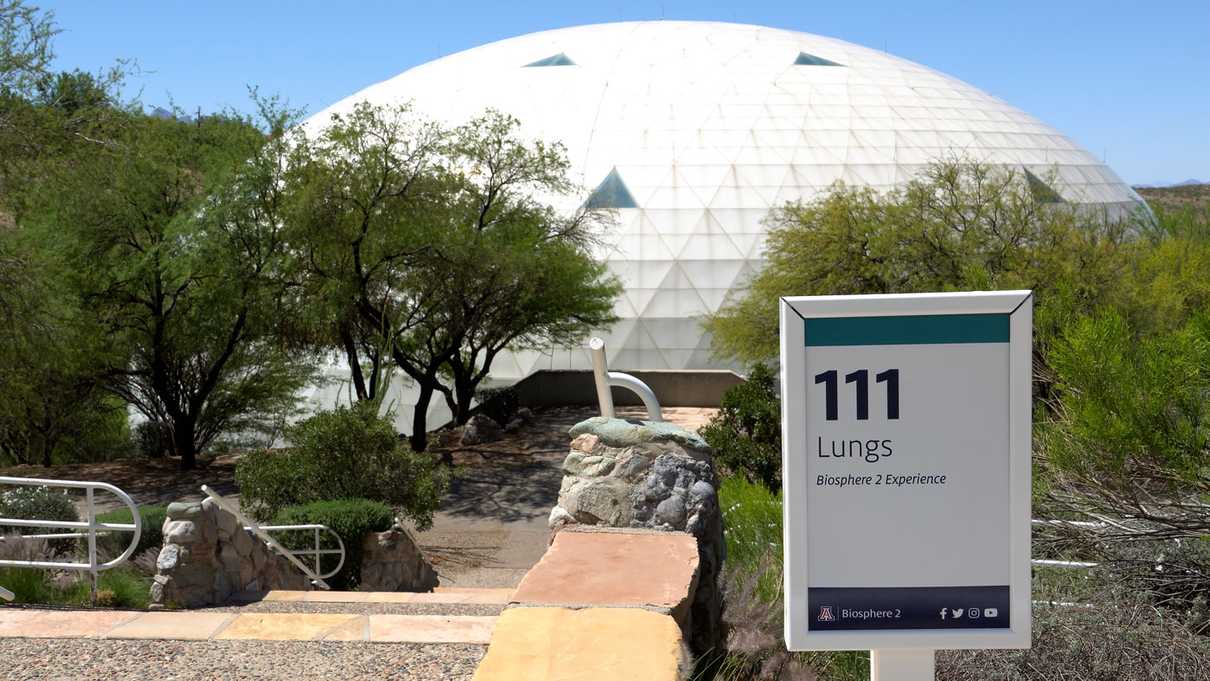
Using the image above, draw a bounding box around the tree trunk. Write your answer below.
[454,377,475,426]
[172,419,197,471]
[339,322,369,401]
[409,382,433,453]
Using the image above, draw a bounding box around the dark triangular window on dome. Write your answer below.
[585,168,637,209]
[1024,169,1064,204]
[524,53,575,67]
[794,52,842,66]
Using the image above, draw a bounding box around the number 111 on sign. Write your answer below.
[813,369,899,421]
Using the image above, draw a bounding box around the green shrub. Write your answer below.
[709,475,867,681]
[718,475,782,572]
[701,363,782,491]
[133,420,169,458]
[474,385,519,426]
[59,567,151,608]
[236,404,448,524]
[0,566,55,603]
[0,485,79,554]
[272,498,395,591]
[96,505,167,559]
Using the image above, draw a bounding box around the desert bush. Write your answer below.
[473,385,520,427]
[236,404,448,525]
[701,364,782,492]
[272,498,395,591]
[0,485,79,554]
[0,534,56,602]
[0,533,149,607]
[705,477,868,681]
[96,505,167,559]
[706,160,1144,366]
[939,595,1209,681]
[133,421,169,458]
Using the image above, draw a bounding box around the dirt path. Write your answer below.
[416,406,716,588]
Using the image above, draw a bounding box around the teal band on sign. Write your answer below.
[804,313,1009,346]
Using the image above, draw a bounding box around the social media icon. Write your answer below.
[951,608,963,618]
[968,608,980,619]
[983,608,999,618]
[939,608,948,620]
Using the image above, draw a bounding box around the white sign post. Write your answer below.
[780,291,1033,679]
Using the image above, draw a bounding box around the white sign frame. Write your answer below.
[780,291,1033,651]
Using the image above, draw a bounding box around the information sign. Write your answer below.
[780,291,1032,652]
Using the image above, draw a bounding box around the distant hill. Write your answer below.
[1135,183,1210,212]
[1135,179,1205,189]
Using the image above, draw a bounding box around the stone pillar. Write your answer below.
[549,416,725,656]
[150,498,310,608]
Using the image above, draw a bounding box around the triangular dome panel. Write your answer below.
[586,168,639,209]
[524,53,576,67]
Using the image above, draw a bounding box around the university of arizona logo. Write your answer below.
[817,605,835,622]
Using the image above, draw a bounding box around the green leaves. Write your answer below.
[1044,312,1210,485]
[236,404,449,529]
[705,161,1146,364]
[700,363,783,492]
[282,102,620,438]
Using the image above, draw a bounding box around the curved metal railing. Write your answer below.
[0,475,143,602]
[200,485,338,590]
[252,524,346,580]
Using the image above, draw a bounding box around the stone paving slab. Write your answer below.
[0,608,498,644]
[511,529,699,617]
[367,615,496,644]
[471,607,687,681]
[216,613,359,641]
[0,609,141,638]
[260,587,513,605]
[106,611,235,640]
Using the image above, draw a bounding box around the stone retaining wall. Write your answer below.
[547,416,724,656]
[359,524,439,592]
[151,499,310,608]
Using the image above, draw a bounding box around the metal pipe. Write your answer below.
[0,476,142,573]
[607,371,663,422]
[588,337,615,419]
[587,337,663,421]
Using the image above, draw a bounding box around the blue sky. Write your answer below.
[41,0,1209,185]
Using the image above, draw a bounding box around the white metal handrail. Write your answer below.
[588,337,663,421]
[200,485,333,590]
[252,524,346,581]
[0,475,143,602]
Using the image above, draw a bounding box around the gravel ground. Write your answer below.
[0,638,485,680]
[201,601,504,617]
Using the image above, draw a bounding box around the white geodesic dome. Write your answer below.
[304,21,1141,427]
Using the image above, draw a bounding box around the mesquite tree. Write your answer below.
[283,103,618,450]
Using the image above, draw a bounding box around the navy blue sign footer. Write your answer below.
[808,586,1009,630]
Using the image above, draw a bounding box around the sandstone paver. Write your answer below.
[106,611,235,640]
[472,607,686,681]
[214,613,360,641]
[0,609,141,638]
[368,615,496,644]
[511,529,699,613]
